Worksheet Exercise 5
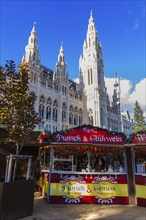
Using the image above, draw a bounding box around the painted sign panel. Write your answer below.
[50,174,128,204]
[52,127,126,145]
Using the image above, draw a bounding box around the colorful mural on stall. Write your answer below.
[49,173,129,204]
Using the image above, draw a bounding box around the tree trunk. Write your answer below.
[12,142,19,181]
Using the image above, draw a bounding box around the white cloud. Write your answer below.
[73,76,146,117]
[129,78,146,107]
[105,77,133,104]
[105,77,146,117]
[73,77,79,84]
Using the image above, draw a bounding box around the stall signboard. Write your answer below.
[131,132,146,144]
[52,127,126,145]
[49,173,129,204]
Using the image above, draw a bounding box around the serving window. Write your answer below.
[39,145,125,173]
[134,147,146,173]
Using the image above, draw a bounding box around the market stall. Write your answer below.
[38,125,130,204]
[127,131,146,207]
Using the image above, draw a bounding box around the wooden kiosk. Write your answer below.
[125,131,146,207]
[39,125,130,204]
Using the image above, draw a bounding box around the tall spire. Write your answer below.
[56,42,67,80]
[79,11,106,127]
[24,22,40,66]
[85,11,97,49]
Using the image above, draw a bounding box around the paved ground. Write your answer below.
[21,195,146,220]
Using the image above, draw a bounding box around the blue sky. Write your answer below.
[0,0,146,116]
[1,0,145,84]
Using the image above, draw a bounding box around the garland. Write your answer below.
[52,124,126,136]
[37,125,146,144]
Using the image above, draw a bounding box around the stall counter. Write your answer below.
[39,170,129,204]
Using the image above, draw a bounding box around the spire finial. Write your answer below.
[33,21,36,29]
[60,41,64,51]
[90,10,93,17]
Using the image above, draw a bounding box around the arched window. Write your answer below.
[74,114,78,126]
[74,106,78,113]
[53,109,57,121]
[74,107,79,126]
[46,107,51,120]
[69,105,74,125]
[69,105,74,112]
[79,108,83,126]
[39,104,44,120]
[46,97,52,120]
[53,100,58,107]
[69,113,73,125]
[47,97,52,105]
[62,102,66,122]
[53,100,58,122]
[39,96,45,120]
[79,115,82,126]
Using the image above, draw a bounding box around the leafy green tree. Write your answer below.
[0,60,39,153]
[133,101,145,132]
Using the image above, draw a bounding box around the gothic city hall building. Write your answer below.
[23,12,121,133]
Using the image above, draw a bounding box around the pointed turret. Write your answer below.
[80,11,105,89]
[24,22,40,66]
[58,43,65,64]
[86,10,98,49]
[55,42,67,80]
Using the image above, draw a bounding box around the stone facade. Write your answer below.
[23,12,122,133]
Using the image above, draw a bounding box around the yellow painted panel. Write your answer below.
[136,185,146,199]
[50,181,128,199]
